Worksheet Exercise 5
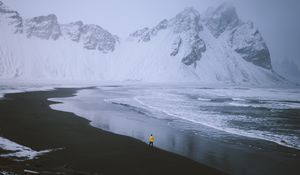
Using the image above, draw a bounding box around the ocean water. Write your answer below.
[48,85,300,175]
[100,86,300,150]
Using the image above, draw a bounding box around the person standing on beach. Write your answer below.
[149,134,154,148]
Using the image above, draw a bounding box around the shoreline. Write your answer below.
[0,88,226,174]
[48,87,300,175]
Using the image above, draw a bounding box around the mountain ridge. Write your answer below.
[0,1,287,86]
[202,2,271,69]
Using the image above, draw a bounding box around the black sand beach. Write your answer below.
[0,88,226,175]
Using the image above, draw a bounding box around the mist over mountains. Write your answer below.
[273,58,300,83]
[0,1,289,85]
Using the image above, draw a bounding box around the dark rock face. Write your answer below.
[235,46,271,69]
[170,8,206,66]
[152,19,168,35]
[23,14,118,53]
[61,21,118,53]
[61,21,83,42]
[24,14,62,40]
[203,2,272,69]
[129,19,169,42]
[80,24,117,52]
[230,22,272,69]
[129,27,151,42]
[170,37,182,56]
[0,1,23,33]
[130,27,149,38]
[181,35,206,67]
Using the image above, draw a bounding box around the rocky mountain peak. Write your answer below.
[0,1,285,84]
[1,1,119,54]
[24,14,62,40]
[230,21,272,69]
[130,7,203,42]
[129,7,205,67]
[0,0,23,33]
[73,20,84,26]
[30,14,58,23]
[203,2,272,69]
[129,27,149,38]
[61,20,119,53]
[169,7,202,33]
[176,7,200,19]
[204,2,240,38]
[216,1,236,12]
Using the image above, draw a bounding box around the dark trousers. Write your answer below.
[149,141,153,147]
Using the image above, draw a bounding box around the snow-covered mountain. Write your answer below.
[203,2,271,69]
[0,1,286,85]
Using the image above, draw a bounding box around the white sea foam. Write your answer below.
[130,89,300,150]
[228,101,300,109]
[134,97,300,149]
[232,97,247,101]
[197,97,211,101]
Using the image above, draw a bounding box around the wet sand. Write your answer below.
[0,88,226,175]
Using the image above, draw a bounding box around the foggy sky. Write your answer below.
[2,0,300,67]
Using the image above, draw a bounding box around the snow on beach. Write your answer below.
[0,84,90,161]
[0,137,62,161]
[0,85,64,161]
[0,84,55,98]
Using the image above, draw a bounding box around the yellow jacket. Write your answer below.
[149,136,154,142]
